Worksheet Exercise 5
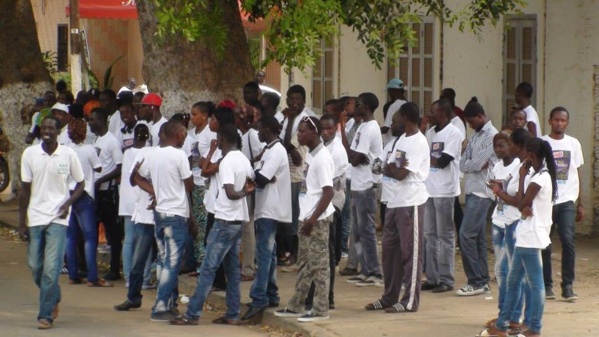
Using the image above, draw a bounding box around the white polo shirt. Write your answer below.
[21,144,84,227]
[136,146,192,218]
[68,143,101,198]
[255,140,292,222]
[215,150,255,222]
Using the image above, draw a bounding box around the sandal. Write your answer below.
[187,271,199,277]
[485,318,497,328]
[384,303,410,313]
[212,316,240,325]
[87,279,114,287]
[364,300,386,311]
[241,274,255,282]
[169,315,199,326]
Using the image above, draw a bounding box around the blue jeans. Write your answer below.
[350,187,381,277]
[340,179,352,254]
[127,223,156,304]
[123,216,152,285]
[249,218,279,308]
[152,212,189,314]
[28,223,67,322]
[542,201,576,288]
[185,220,242,320]
[497,247,545,334]
[459,194,492,287]
[66,193,99,282]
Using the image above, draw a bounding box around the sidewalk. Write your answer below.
[2,199,598,337]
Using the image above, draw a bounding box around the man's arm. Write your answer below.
[18,182,31,241]
[576,167,585,221]
[224,178,256,201]
[384,161,410,181]
[526,121,538,137]
[300,186,334,236]
[460,137,494,173]
[57,181,85,219]
[183,176,194,194]
[431,153,454,169]
[95,164,122,189]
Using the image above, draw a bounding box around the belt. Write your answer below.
[217,220,243,225]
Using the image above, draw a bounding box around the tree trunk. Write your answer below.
[0,0,53,195]
[136,0,254,114]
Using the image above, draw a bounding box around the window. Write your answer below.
[503,16,537,123]
[57,24,69,72]
[312,39,334,113]
[387,18,435,115]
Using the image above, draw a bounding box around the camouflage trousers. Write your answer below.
[287,216,333,316]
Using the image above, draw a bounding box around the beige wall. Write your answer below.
[31,0,69,56]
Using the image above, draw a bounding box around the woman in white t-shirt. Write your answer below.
[486,137,557,337]
[65,118,112,287]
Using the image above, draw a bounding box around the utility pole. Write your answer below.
[69,0,82,94]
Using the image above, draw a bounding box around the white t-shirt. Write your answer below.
[150,117,167,147]
[21,144,84,227]
[93,132,123,191]
[325,137,349,210]
[204,148,222,214]
[383,99,406,127]
[115,123,136,151]
[523,105,541,137]
[450,116,466,142]
[108,110,124,137]
[350,120,383,191]
[490,158,521,227]
[190,126,216,187]
[299,143,335,221]
[214,150,255,222]
[540,135,583,204]
[241,128,265,168]
[424,124,462,197]
[386,132,430,208]
[181,133,194,158]
[255,141,292,222]
[344,118,358,180]
[136,146,192,218]
[68,143,101,198]
[58,127,72,146]
[131,147,155,225]
[380,137,400,204]
[280,110,308,142]
[516,169,553,249]
[119,147,141,216]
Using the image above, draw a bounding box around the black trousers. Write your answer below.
[96,187,122,274]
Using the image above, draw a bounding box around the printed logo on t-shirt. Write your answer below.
[553,150,571,183]
[191,141,200,172]
[395,150,406,168]
[123,138,134,150]
[56,162,69,175]
[354,132,361,147]
[430,142,444,172]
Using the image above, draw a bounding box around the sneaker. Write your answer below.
[483,283,491,292]
[143,283,157,290]
[339,267,359,276]
[274,308,302,318]
[356,275,383,287]
[421,281,437,291]
[114,300,142,311]
[456,284,485,296]
[150,311,177,322]
[562,284,578,301]
[103,271,121,281]
[432,283,454,293]
[297,311,329,322]
[346,274,367,284]
[341,252,348,259]
[545,287,556,299]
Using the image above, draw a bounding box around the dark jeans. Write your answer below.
[454,196,463,248]
[542,201,576,289]
[206,212,227,290]
[127,223,155,304]
[96,187,122,274]
[66,192,99,282]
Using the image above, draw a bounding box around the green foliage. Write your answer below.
[103,55,125,90]
[41,51,58,76]
[151,0,526,71]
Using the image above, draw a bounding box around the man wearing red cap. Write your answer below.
[142,93,167,147]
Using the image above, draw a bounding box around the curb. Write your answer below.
[178,277,334,337]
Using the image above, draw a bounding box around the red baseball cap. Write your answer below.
[141,93,163,107]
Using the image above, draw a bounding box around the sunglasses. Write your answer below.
[302,116,317,131]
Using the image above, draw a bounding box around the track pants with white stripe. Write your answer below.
[380,203,425,312]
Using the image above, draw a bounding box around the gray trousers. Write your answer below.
[350,187,381,277]
[423,197,455,286]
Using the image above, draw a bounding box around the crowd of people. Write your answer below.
[16,75,584,337]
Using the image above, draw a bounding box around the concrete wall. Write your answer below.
[31,0,69,56]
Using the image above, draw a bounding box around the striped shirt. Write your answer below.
[460,120,498,196]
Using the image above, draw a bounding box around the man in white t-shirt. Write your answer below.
[540,107,584,301]
[18,116,85,329]
[340,92,383,286]
[365,101,430,313]
[242,116,291,321]
[141,93,167,147]
[170,124,255,326]
[132,120,193,321]
[275,116,335,322]
[89,107,124,281]
[515,82,541,137]
[381,78,406,145]
[50,103,73,146]
[421,98,462,294]
[114,102,139,151]
[99,89,123,137]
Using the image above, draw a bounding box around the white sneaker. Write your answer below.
[356,276,383,287]
[297,311,329,322]
[346,274,367,284]
[456,284,485,296]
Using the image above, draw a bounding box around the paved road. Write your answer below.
[0,234,277,337]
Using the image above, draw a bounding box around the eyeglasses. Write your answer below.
[302,116,317,131]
